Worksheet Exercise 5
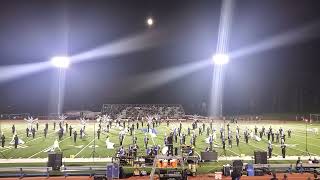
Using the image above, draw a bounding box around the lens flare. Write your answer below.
[147,17,154,26]
[50,56,70,69]
[212,54,230,65]
[209,0,234,117]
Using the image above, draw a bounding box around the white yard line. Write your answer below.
[226,148,241,156]
[1,146,23,153]
[294,131,320,141]
[0,127,10,131]
[28,137,71,158]
[0,144,30,153]
[241,140,280,156]
[264,131,318,156]
[288,135,320,149]
[0,146,14,153]
[0,146,11,150]
[286,145,318,156]
[74,138,97,158]
[24,131,56,144]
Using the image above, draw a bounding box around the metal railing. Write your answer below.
[0,167,52,178]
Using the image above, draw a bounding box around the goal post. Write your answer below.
[309,114,320,123]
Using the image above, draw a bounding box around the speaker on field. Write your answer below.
[47,152,63,170]
[201,151,218,161]
[254,151,268,164]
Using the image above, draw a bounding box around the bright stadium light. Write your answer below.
[212,53,230,65]
[50,56,70,69]
[146,17,154,26]
[50,56,70,115]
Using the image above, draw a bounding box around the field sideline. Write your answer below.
[0,119,319,160]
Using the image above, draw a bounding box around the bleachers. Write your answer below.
[101,104,185,119]
[0,113,31,120]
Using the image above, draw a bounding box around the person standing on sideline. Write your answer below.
[32,128,36,139]
[44,128,48,138]
[144,135,149,149]
[69,126,73,136]
[97,128,101,139]
[1,134,5,148]
[65,123,68,132]
[281,144,286,158]
[268,141,273,158]
[73,131,77,143]
[14,135,18,149]
[26,127,29,137]
[12,125,15,134]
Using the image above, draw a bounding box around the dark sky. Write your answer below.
[1,0,320,115]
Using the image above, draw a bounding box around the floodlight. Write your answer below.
[50,56,70,68]
[212,53,230,65]
[147,17,154,26]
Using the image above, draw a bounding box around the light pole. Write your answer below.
[50,56,70,116]
[306,116,309,154]
[306,121,308,152]
[91,120,98,164]
[211,53,230,117]
[210,53,230,156]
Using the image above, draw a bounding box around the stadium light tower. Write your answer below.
[50,56,70,116]
[212,53,230,65]
[209,0,234,119]
[146,17,154,27]
[50,56,70,69]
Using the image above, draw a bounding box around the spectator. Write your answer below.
[312,157,319,164]
[296,157,304,173]
[286,164,293,174]
[102,104,185,119]
[270,172,278,180]
[282,174,288,180]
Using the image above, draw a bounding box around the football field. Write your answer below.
[0,120,319,159]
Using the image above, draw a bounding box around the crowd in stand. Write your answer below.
[102,104,185,119]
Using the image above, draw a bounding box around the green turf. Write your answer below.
[0,120,319,159]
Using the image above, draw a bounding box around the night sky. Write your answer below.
[1,0,320,115]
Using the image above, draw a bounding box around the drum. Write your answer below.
[162,160,168,168]
[170,159,177,168]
